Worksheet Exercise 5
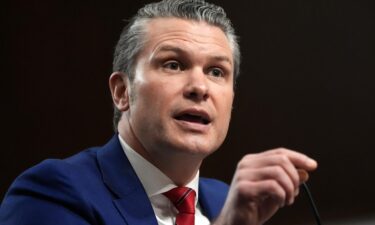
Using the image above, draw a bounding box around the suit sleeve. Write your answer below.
[0,159,94,225]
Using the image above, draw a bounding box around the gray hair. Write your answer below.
[112,0,241,131]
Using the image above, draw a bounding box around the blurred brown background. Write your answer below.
[2,0,374,224]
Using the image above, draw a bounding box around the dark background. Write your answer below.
[2,0,374,224]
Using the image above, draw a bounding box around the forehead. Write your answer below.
[141,17,233,62]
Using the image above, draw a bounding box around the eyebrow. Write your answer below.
[154,45,233,65]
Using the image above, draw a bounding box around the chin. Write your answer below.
[173,137,220,157]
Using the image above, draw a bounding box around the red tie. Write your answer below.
[164,187,196,225]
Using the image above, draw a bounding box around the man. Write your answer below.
[0,0,317,225]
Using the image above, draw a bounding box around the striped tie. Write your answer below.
[164,187,196,225]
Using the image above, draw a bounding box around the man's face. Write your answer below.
[126,18,234,159]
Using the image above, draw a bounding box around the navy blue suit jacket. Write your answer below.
[0,135,228,225]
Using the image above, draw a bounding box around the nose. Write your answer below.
[183,68,209,102]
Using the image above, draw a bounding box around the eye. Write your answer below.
[208,67,224,77]
[163,61,182,71]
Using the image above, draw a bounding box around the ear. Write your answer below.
[109,72,130,112]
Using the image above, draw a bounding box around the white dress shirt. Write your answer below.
[118,135,210,225]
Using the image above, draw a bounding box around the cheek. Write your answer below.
[129,83,165,137]
[220,91,234,116]
[134,80,175,118]
[217,92,234,130]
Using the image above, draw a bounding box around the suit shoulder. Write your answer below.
[199,177,229,190]
[14,147,100,185]
[3,156,94,203]
[0,149,104,224]
[199,177,229,201]
[5,146,103,197]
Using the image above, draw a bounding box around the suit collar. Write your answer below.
[96,135,226,224]
[96,135,158,225]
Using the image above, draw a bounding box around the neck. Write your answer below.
[118,117,203,186]
[151,151,203,186]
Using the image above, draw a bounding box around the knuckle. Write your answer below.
[237,154,254,169]
[265,180,281,193]
[274,147,294,155]
[274,147,286,153]
[242,154,254,161]
[234,170,246,182]
[267,180,286,199]
[277,155,290,165]
[270,166,284,177]
[236,181,251,196]
[236,160,246,170]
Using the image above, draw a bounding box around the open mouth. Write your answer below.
[175,114,210,125]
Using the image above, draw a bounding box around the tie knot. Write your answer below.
[163,187,196,214]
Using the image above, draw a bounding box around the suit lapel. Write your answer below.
[96,135,158,225]
[199,178,229,221]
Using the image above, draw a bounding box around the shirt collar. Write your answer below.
[118,135,200,203]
